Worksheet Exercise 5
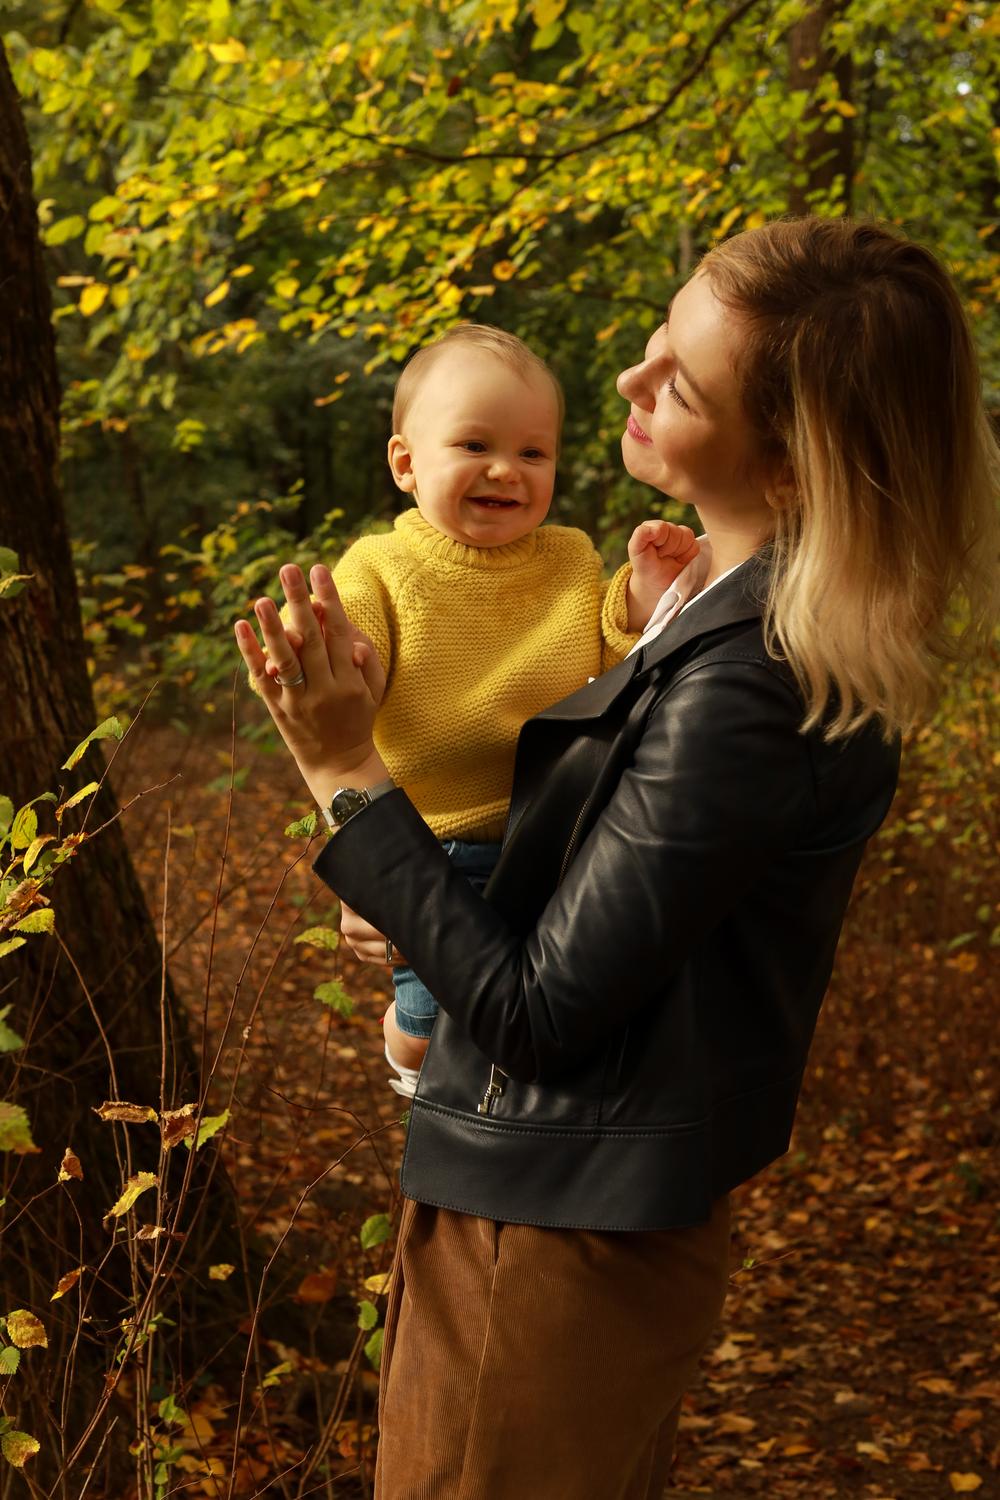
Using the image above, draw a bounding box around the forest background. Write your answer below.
[0,1,997,1497]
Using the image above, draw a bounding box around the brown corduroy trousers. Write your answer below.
[373,1194,731,1499]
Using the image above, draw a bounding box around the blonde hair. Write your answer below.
[391,324,565,434]
[700,218,1000,740]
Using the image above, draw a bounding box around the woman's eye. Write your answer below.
[666,377,689,411]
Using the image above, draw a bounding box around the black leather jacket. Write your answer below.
[315,559,900,1230]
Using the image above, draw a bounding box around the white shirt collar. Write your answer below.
[628,537,746,656]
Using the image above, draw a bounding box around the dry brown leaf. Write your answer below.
[94,1101,157,1124]
[295,1270,338,1304]
[50,1268,84,1301]
[717,1412,756,1434]
[160,1103,197,1149]
[57,1147,83,1182]
[857,1441,889,1462]
[949,1476,983,1493]
[917,1376,956,1395]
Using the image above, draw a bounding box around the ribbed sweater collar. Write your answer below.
[395,507,538,569]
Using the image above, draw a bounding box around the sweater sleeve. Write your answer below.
[601,562,640,669]
[331,543,394,679]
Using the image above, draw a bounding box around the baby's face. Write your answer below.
[391,349,559,548]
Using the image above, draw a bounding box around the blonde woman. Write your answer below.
[236,218,998,1500]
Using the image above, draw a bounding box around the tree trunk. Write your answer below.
[0,41,249,1488]
[788,1,855,214]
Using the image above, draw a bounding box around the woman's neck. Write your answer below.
[698,518,773,586]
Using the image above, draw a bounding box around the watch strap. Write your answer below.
[320,777,397,830]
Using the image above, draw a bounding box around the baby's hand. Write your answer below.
[626,520,699,631]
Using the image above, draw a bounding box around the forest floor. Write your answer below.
[115,717,999,1500]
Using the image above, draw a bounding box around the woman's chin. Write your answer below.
[621,442,667,492]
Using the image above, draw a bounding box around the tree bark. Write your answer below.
[0,41,252,1486]
[788,1,855,214]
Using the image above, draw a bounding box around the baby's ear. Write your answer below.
[387,434,417,493]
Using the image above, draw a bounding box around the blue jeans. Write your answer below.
[391,839,501,1039]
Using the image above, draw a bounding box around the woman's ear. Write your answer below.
[387,434,417,494]
[765,461,797,512]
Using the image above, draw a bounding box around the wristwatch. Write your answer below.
[320,777,397,831]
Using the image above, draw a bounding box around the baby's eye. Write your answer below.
[521,448,547,461]
[460,440,487,453]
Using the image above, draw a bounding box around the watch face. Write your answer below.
[330,787,369,825]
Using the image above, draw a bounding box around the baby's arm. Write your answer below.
[625,520,699,632]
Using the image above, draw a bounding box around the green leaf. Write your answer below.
[0,1346,20,1375]
[284,811,319,839]
[0,798,13,834]
[157,1394,186,1426]
[22,835,55,874]
[13,909,55,936]
[314,980,353,1016]
[55,782,100,820]
[0,1103,36,1154]
[294,925,340,951]
[0,1007,24,1054]
[9,808,37,851]
[44,215,86,247]
[357,1299,378,1331]
[62,718,123,771]
[0,939,26,961]
[364,1326,384,1371]
[0,1429,40,1468]
[0,547,31,601]
[182,1109,230,1151]
[104,1170,158,1219]
[359,1213,391,1250]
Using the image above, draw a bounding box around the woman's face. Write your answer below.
[617,272,775,530]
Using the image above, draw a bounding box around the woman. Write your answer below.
[236,218,998,1499]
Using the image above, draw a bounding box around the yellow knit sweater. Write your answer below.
[330,509,638,840]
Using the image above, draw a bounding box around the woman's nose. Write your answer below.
[617,360,652,410]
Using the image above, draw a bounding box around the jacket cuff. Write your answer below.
[312,787,445,911]
[602,563,641,663]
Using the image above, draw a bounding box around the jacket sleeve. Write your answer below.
[314,659,812,1081]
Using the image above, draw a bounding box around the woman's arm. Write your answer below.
[314,658,812,1082]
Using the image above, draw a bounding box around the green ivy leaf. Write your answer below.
[181,1108,230,1151]
[284,811,318,839]
[357,1299,378,1331]
[0,1007,24,1054]
[0,1103,38,1153]
[294,925,340,951]
[359,1213,391,1250]
[313,980,353,1016]
[61,717,123,772]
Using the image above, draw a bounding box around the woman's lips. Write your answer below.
[626,414,653,446]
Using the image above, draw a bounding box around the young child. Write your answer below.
[264,325,698,1095]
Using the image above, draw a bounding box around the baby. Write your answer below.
[266,325,697,1095]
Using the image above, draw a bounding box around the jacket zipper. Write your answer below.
[477,1064,506,1115]
[477,801,591,1114]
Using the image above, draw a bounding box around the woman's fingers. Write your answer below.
[308,564,362,665]
[340,901,403,965]
[352,638,387,705]
[253,595,307,686]
[235,619,282,703]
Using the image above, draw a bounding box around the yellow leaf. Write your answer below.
[209,1263,235,1281]
[208,38,247,64]
[949,1477,983,1494]
[834,99,858,117]
[232,263,254,277]
[94,1101,158,1124]
[204,279,230,308]
[275,276,300,299]
[79,283,108,317]
[745,210,766,230]
[0,1432,40,1469]
[716,204,743,238]
[6,1309,48,1349]
[105,1170,158,1220]
[492,260,516,281]
[364,1271,393,1295]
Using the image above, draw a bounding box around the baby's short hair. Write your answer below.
[391,324,565,434]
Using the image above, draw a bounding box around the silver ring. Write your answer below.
[275,668,306,688]
[385,938,395,964]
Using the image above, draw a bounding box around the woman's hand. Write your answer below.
[340,901,408,969]
[234,563,388,807]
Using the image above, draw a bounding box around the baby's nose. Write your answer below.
[486,454,518,479]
